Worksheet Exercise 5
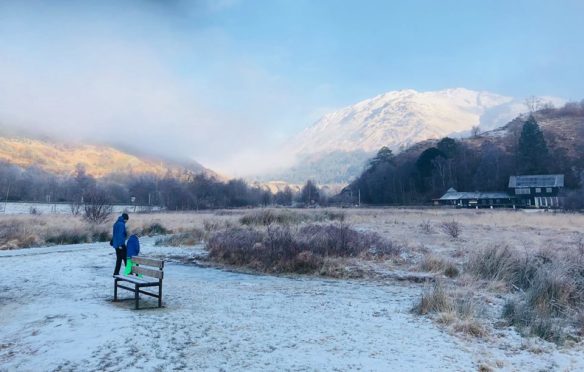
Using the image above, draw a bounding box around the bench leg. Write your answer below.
[158,284,162,308]
[135,284,139,310]
[114,279,118,302]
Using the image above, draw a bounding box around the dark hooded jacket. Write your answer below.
[112,216,127,249]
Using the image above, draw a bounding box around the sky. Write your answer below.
[0,0,583,176]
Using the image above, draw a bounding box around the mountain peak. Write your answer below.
[288,88,537,156]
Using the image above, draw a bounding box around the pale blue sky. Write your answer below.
[0,0,582,174]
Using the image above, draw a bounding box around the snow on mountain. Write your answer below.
[288,88,559,156]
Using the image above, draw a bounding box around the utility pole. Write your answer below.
[358,189,361,207]
[4,181,11,214]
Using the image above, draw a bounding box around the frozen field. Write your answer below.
[1,237,583,371]
[0,202,159,215]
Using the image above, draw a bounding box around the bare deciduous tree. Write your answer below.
[524,96,543,113]
[471,126,481,138]
[83,189,113,224]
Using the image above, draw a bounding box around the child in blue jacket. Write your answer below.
[124,234,141,275]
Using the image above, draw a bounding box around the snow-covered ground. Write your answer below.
[1,238,582,371]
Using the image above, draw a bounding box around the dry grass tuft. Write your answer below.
[414,282,454,315]
[420,254,459,278]
[414,282,487,337]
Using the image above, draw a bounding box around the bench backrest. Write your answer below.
[132,256,164,280]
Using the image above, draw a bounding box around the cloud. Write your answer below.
[0,0,304,177]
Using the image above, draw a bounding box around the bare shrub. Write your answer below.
[83,190,113,224]
[70,201,82,216]
[207,227,266,266]
[440,220,461,239]
[206,222,398,274]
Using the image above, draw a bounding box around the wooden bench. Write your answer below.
[114,257,164,310]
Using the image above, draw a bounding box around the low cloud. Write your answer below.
[0,0,306,177]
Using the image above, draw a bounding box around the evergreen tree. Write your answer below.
[436,137,458,158]
[366,146,394,171]
[517,115,549,174]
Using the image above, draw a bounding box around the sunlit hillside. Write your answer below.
[0,136,213,178]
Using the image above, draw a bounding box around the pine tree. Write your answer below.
[367,146,394,171]
[517,115,549,174]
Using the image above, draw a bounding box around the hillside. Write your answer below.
[0,136,216,178]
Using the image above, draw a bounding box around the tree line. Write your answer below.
[0,162,329,210]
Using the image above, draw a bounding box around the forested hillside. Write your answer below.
[342,102,584,205]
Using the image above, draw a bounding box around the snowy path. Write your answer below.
[0,241,577,371]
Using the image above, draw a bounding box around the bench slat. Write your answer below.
[114,275,159,285]
[132,265,163,279]
[133,257,164,269]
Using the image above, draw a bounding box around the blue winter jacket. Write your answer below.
[126,235,140,258]
[112,216,127,249]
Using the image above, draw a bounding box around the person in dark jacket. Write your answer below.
[112,213,129,276]
[124,234,140,275]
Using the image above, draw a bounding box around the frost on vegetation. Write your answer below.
[206,222,401,275]
[413,282,487,338]
[239,209,345,226]
[468,244,584,344]
[155,228,204,247]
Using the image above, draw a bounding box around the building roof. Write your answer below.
[508,174,564,188]
[438,190,512,201]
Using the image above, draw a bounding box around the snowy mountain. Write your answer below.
[268,88,563,185]
[289,88,560,155]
